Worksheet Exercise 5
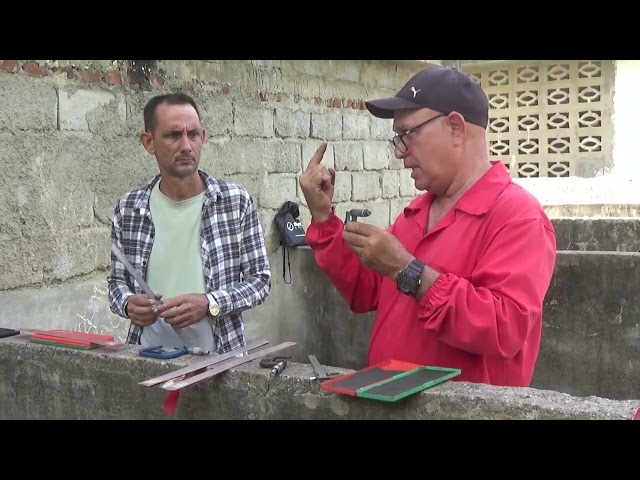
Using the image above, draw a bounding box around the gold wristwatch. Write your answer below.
[206,293,220,317]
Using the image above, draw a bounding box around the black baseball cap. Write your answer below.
[365,65,489,128]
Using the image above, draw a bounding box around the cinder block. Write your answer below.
[204,139,300,177]
[59,89,122,131]
[382,170,400,198]
[343,112,370,140]
[389,156,405,170]
[352,172,382,201]
[370,116,393,141]
[266,141,302,173]
[0,74,57,131]
[0,133,96,243]
[334,143,363,171]
[234,104,274,138]
[333,172,352,203]
[203,138,268,176]
[200,96,233,137]
[310,111,342,141]
[260,174,298,209]
[275,108,310,139]
[48,228,110,281]
[0,239,43,289]
[290,61,325,77]
[363,142,391,170]
[85,92,128,136]
[335,61,361,83]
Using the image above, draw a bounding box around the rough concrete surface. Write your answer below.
[551,217,640,251]
[533,250,640,400]
[1,337,637,420]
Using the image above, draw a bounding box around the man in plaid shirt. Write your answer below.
[107,93,271,354]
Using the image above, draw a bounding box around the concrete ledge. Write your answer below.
[544,204,640,217]
[551,217,640,251]
[1,336,637,420]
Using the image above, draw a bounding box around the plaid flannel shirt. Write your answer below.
[107,170,271,354]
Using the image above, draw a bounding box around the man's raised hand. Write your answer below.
[299,141,335,222]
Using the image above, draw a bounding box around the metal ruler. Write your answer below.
[138,338,270,388]
[110,244,161,306]
[161,341,297,391]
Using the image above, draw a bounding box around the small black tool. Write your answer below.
[0,328,20,339]
[261,355,290,393]
[344,208,371,224]
[269,359,287,376]
[259,355,290,369]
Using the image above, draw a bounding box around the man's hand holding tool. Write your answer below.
[112,245,164,327]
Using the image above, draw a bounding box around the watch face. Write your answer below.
[209,304,220,316]
[397,274,416,293]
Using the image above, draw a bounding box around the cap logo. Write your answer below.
[410,87,421,98]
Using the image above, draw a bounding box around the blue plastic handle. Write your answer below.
[139,345,187,359]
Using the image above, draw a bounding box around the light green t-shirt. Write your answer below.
[141,180,214,351]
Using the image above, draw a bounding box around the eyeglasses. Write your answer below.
[389,114,444,153]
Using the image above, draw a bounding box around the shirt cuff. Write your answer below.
[417,273,454,318]
[307,209,342,243]
[121,292,133,319]
[210,290,232,314]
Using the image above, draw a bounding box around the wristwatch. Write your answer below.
[396,259,426,296]
[206,293,220,317]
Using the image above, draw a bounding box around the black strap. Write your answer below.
[282,244,291,284]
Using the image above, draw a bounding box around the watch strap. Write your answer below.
[397,259,425,295]
[404,259,425,277]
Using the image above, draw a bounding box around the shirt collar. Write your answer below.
[135,170,223,211]
[404,161,512,216]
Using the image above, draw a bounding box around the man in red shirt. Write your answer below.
[299,65,557,387]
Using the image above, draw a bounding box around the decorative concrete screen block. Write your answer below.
[462,61,614,178]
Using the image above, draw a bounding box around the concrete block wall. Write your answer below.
[0,59,435,294]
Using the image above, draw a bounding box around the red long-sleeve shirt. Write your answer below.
[306,162,557,387]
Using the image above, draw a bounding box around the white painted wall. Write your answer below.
[611,60,640,182]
